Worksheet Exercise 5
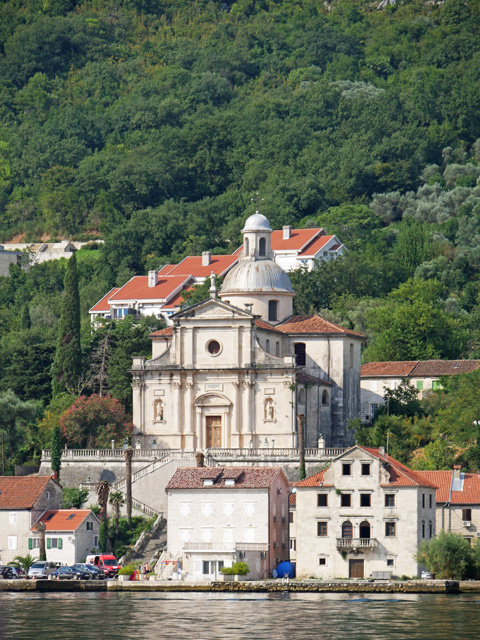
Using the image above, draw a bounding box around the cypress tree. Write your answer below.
[21,304,31,329]
[50,425,61,481]
[51,254,81,396]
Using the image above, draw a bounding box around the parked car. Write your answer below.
[28,561,49,580]
[70,564,95,580]
[0,566,16,579]
[79,563,106,580]
[48,566,90,581]
[6,566,24,578]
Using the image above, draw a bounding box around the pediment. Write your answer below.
[173,298,253,321]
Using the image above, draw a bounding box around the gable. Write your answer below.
[172,297,254,321]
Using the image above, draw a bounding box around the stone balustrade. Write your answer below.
[336,538,377,550]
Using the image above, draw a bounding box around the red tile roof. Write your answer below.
[361,360,480,378]
[297,371,332,386]
[0,476,55,509]
[412,360,480,377]
[295,468,332,488]
[289,492,297,505]
[358,446,438,488]
[158,264,176,275]
[277,315,365,338]
[109,275,192,302]
[295,446,437,489]
[361,362,418,377]
[298,235,334,257]
[89,288,120,313]
[150,326,173,337]
[32,509,95,531]
[162,286,195,309]
[165,255,238,279]
[166,467,285,490]
[417,470,480,504]
[271,229,322,252]
[255,319,285,334]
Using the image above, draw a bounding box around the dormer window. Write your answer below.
[225,479,235,487]
[203,479,214,487]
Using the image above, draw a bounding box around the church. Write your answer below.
[131,213,364,449]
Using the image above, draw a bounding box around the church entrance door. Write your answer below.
[206,415,222,448]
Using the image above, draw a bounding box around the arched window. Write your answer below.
[350,343,354,369]
[359,521,371,539]
[265,339,270,353]
[245,237,250,256]
[268,300,278,322]
[322,390,329,406]
[342,521,353,539]
[259,237,266,257]
[294,342,306,366]
[298,388,306,405]
[275,341,280,357]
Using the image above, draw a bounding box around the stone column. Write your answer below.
[172,381,182,447]
[231,380,241,448]
[195,407,203,450]
[243,379,254,446]
[184,380,195,450]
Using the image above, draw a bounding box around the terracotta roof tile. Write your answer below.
[255,319,285,334]
[165,255,238,279]
[295,467,332,488]
[411,360,480,377]
[289,492,296,505]
[271,229,323,251]
[277,315,364,338]
[109,275,192,302]
[358,446,438,488]
[416,471,452,502]
[32,509,95,532]
[166,467,285,490]
[0,476,55,509]
[89,288,120,313]
[161,286,195,309]
[417,470,480,504]
[297,371,332,386]
[150,326,173,337]
[158,264,176,275]
[298,235,334,257]
[361,362,418,377]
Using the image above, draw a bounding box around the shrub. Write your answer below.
[220,561,249,576]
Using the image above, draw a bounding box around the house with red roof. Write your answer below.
[164,466,289,580]
[0,475,62,564]
[417,466,480,543]
[271,226,345,272]
[293,445,437,580]
[131,213,363,451]
[30,509,100,564]
[360,360,480,422]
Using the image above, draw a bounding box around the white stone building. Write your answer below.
[271,226,344,272]
[131,213,364,449]
[417,467,480,542]
[294,446,437,579]
[30,509,100,564]
[0,476,62,565]
[165,466,290,580]
[360,360,480,422]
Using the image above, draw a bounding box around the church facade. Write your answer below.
[131,213,364,449]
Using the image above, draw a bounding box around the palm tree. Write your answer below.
[35,522,47,561]
[109,491,125,539]
[14,554,35,573]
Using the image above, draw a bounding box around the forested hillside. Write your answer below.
[1,0,480,471]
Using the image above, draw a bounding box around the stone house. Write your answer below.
[294,446,437,579]
[30,509,100,564]
[417,466,480,543]
[131,213,363,449]
[360,360,480,422]
[165,466,290,581]
[0,476,62,564]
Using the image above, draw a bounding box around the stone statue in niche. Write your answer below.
[154,398,164,421]
[265,398,275,421]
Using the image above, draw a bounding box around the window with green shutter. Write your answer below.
[47,538,51,549]
[58,538,62,549]
[28,538,33,550]
[416,380,423,390]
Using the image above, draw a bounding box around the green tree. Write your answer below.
[50,425,61,480]
[51,253,81,396]
[109,491,125,539]
[62,487,88,509]
[417,531,473,579]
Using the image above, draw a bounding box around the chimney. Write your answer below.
[202,251,211,266]
[244,303,253,314]
[196,452,205,467]
[283,225,292,240]
[454,464,461,481]
[379,446,385,456]
[148,270,158,287]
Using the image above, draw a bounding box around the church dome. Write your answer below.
[242,212,272,233]
[220,259,293,294]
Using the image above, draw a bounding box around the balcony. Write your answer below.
[336,538,377,551]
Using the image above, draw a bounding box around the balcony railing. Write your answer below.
[336,538,377,550]
[183,542,268,552]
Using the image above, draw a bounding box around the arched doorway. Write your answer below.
[194,393,232,449]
